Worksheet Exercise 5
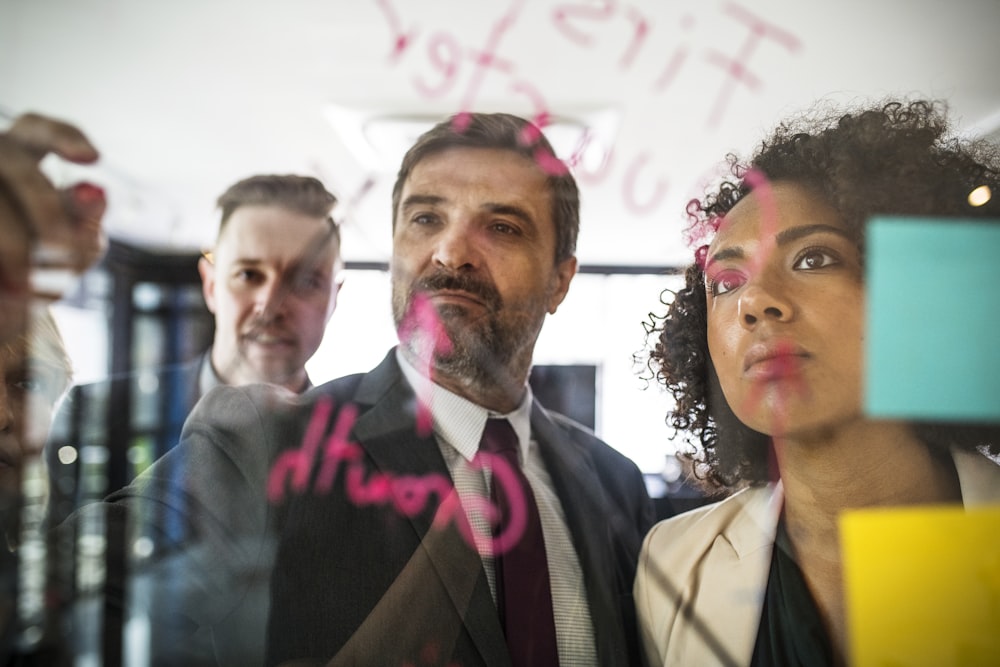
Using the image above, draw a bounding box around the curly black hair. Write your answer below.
[648,99,1000,491]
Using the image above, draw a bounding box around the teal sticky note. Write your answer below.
[866,217,1000,422]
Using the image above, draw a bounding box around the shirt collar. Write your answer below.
[200,348,313,396]
[395,348,533,463]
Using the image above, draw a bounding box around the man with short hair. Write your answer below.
[46,174,341,525]
[198,174,343,395]
[93,112,653,667]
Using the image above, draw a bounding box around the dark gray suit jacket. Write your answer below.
[93,349,654,666]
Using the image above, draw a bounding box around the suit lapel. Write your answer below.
[346,350,509,666]
[350,355,448,499]
[953,448,1000,506]
[530,402,629,666]
[685,485,780,666]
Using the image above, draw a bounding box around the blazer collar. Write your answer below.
[347,348,509,666]
[682,485,781,666]
[720,482,784,560]
[953,447,1000,506]
[693,449,1000,666]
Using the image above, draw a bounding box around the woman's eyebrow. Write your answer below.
[706,223,850,271]
[705,246,744,271]
[775,223,851,246]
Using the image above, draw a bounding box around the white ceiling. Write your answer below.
[2,0,999,268]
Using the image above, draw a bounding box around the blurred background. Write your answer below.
[2,0,999,493]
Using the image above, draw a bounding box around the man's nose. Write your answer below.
[431,223,479,272]
[254,279,288,320]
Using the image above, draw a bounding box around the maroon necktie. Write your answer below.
[479,418,560,667]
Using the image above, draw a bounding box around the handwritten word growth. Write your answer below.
[268,395,532,556]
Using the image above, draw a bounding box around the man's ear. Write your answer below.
[547,255,578,315]
[325,275,344,323]
[198,255,217,314]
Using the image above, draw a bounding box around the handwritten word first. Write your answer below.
[375,0,802,217]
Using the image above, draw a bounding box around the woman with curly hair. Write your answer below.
[634,99,1000,666]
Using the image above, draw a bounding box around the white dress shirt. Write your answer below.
[396,350,597,666]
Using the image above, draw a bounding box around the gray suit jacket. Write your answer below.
[47,354,204,521]
[93,349,654,666]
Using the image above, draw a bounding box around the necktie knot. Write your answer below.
[480,417,519,459]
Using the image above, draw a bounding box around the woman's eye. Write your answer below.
[793,248,839,270]
[708,271,746,295]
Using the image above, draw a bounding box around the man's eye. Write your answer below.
[491,221,518,235]
[793,248,839,270]
[294,274,326,292]
[412,213,437,226]
[236,269,261,282]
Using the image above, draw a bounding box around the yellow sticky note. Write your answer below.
[841,506,1000,667]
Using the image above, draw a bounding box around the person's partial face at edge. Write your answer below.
[391,147,577,389]
[198,205,341,392]
[0,337,64,502]
[704,181,865,440]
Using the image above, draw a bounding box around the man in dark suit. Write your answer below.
[93,112,653,666]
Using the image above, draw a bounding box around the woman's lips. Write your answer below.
[743,342,810,380]
[745,354,807,380]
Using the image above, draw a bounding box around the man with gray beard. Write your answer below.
[86,112,654,667]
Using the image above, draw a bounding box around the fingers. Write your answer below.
[0,185,31,345]
[66,182,108,272]
[7,112,99,165]
[0,113,106,308]
[0,132,71,244]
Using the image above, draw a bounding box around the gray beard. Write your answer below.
[429,304,514,386]
[393,294,540,391]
